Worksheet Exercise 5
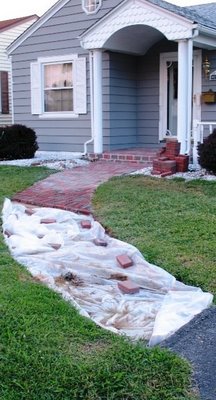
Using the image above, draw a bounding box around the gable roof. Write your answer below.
[7,0,216,55]
[0,15,38,33]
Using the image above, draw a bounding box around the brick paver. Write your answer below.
[12,161,142,214]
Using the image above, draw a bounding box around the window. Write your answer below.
[0,71,9,114]
[82,0,102,14]
[31,55,86,118]
[44,63,73,112]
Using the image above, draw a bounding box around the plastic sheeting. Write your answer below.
[2,198,213,345]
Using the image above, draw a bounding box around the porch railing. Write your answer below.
[192,121,216,167]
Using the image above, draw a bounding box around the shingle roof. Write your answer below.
[148,0,216,30]
[186,3,216,26]
[0,15,38,33]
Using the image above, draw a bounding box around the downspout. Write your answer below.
[83,51,94,155]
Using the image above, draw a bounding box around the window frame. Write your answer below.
[31,54,86,119]
[82,0,102,15]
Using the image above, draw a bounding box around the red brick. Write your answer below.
[152,170,161,175]
[49,243,61,250]
[118,280,140,294]
[175,155,189,172]
[160,160,176,173]
[158,156,168,161]
[4,229,12,237]
[81,220,91,229]
[25,208,35,215]
[134,156,141,160]
[116,254,133,268]
[161,171,174,177]
[93,238,108,247]
[40,218,56,224]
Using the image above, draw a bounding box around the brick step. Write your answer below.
[88,149,157,164]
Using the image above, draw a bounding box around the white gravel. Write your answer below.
[0,152,215,181]
[130,165,216,181]
[0,151,89,170]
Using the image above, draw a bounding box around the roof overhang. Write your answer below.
[193,26,216,50]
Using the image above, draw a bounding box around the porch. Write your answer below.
[80,0,216,160]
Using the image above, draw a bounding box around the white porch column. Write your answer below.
[92,49,103,153]
[177,39,193,154]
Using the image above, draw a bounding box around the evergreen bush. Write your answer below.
[0,124,38,160]
[197,129,216,174]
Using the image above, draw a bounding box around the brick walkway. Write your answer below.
[12,161,143,214]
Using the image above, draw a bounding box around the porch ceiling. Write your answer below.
[104,25,164,55]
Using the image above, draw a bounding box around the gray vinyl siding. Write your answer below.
[137,55,160,147]
[108,40,178,150]
[109,52,138,149]
[10,0,123,152]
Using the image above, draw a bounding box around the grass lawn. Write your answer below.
[93,176,216,300]
[0,167,202,400]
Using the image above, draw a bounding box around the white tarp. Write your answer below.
[2,198,213,345]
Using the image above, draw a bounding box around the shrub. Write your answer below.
[198,129,216,174]
[0,124,38,160]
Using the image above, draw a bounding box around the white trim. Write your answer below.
[92,49,103,153]
[193,50,202,123]
[31,62,42,115]
[31,54,86,116]
[39,112,78,119]
[159,50,202,143]
[7,0,71,55]
[38,54,78,63]
[159,52,178,140]
[9,56,14,123]
[80,0,196,50]
[186,39,193,154]
[82,0,102,15]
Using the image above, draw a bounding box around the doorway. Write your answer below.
[159,51,202,141]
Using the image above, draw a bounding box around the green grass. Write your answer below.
[93,176,216,300]
[0,167,198,399]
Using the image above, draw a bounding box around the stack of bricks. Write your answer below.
[116,254,140,294]
[152,138,189,176]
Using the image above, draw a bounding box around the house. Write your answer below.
[6,0,216,160]
[0,15,38,126]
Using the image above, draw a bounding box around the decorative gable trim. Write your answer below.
[7,0,71,55]
[80,0,196,49]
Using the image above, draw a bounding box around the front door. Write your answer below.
[159,51,202,141]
